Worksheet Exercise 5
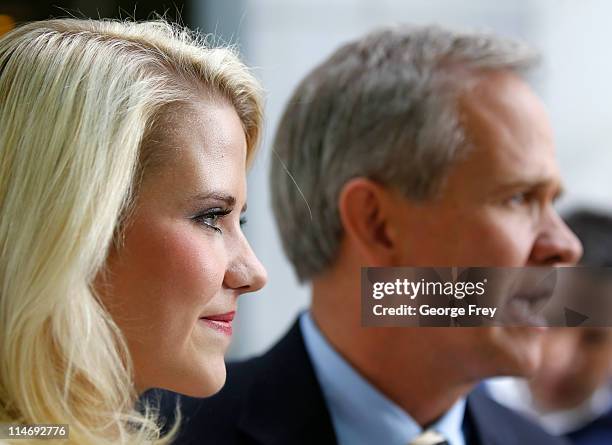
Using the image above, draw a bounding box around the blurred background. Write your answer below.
[1,0,611,359]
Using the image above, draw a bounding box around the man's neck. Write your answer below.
[311,282,474,426]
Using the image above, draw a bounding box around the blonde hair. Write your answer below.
[0,18,263,444]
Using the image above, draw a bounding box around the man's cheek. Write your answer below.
[472,218,532,263]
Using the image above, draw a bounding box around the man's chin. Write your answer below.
[485,326,545,377]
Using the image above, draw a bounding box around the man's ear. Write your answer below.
[338,178,399,266]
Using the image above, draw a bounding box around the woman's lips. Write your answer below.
[199,311,235,335]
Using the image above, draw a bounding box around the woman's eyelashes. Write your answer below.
[193,207,231,233]
[192,208,248,233]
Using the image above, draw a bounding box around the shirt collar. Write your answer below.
[300,311,466,445]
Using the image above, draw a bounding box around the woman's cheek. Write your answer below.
[117,215,227,318]
[155,224,227,309]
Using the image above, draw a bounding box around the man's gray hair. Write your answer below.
[270,24,538,282]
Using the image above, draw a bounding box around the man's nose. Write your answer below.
[529,208,583,265]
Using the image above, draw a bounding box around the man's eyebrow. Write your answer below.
[496,178,565,200]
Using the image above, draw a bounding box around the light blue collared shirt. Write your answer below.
[300,311,466,445]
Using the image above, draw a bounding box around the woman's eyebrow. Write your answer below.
[192,192,236,207]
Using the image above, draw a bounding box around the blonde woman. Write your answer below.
[0,19,267,444]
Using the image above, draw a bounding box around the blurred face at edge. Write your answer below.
[529,328,612,411]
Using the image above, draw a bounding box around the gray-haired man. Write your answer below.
[173,25,581,445]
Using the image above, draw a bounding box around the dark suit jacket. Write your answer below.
[566,406,612,445]
[161,319,570,445]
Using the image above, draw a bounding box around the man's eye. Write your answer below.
[507,193,527,205]
[505,192,533,207]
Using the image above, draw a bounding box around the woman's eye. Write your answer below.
[239,215,248,227]
[203,214,220,226]
[193,208,231,233]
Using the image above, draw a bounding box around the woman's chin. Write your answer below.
[193,369,227,398]
[146,356,228,398]
[183,358,227,397]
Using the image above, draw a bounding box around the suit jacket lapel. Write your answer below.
[466,386,526,445]
[237,320,337,445]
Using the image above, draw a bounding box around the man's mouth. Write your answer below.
[500,288,552,326]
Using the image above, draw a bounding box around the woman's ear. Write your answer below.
[338,178,399,266]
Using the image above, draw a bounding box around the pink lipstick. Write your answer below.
[199,311,235,336]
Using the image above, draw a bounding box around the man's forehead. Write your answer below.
[452,72,559,180]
